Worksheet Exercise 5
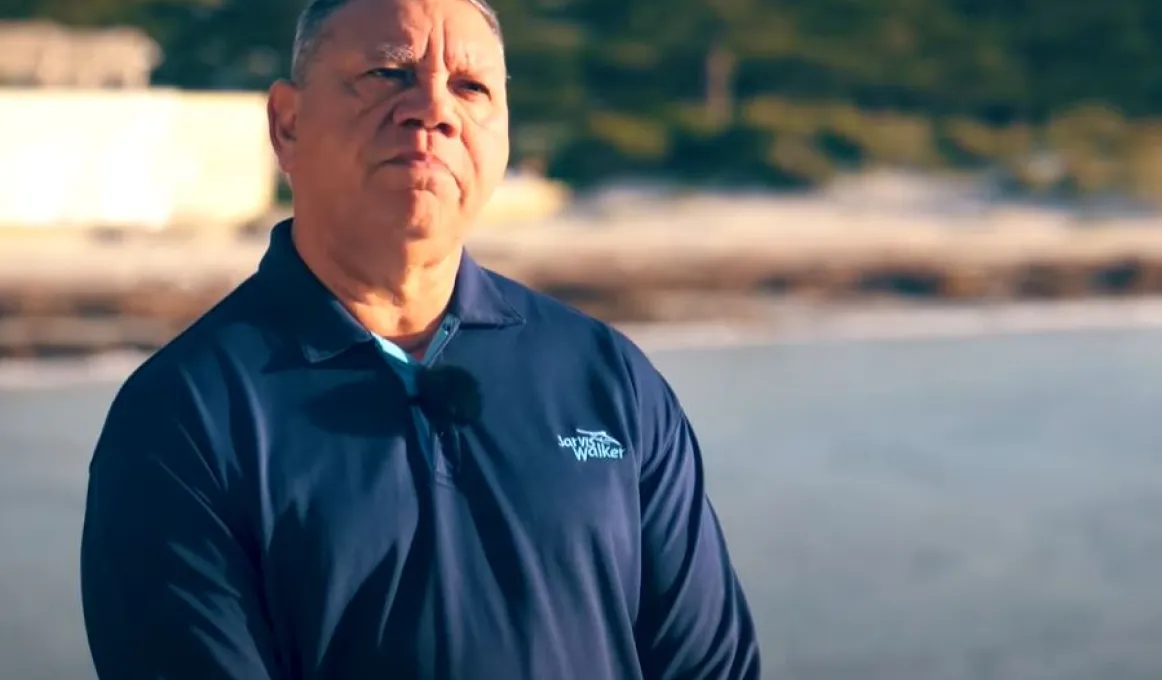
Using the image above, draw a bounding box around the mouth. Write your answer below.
[383,152,449,172]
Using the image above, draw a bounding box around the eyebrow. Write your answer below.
[366,41,506,72]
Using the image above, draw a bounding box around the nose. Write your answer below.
[392,76,460,138]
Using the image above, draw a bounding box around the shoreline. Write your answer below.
[7,296,1162,389]
[7,222,1162,358]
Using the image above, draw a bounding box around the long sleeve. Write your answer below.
[79,377,284,680]
[636,401,760,679]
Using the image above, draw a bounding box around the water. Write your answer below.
[4,327,1162,679]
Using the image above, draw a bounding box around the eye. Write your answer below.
[367,67,412,84]
[458,80,491,97]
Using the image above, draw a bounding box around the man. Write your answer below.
[79,0,760,677]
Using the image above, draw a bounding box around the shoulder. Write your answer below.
[482,267,684,441]
[483,266,658,370]
[88,281,272,534]
[98,277,271,457]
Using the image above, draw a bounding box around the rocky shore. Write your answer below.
[6,220,1162,358]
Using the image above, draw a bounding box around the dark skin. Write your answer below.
[267,0,509,354]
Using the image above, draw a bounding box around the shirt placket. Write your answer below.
[378,316,462,483]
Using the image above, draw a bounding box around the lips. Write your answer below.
[385,152,449,172]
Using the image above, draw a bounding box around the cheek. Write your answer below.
[465,117,510,195]
[299,101,363,156]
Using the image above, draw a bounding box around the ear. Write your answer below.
[267,79,300,174]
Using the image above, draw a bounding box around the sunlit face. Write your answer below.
[268,0,509,265]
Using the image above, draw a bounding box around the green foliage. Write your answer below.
[14,0,1162,196]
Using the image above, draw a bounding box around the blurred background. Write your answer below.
[5,0,1162,678]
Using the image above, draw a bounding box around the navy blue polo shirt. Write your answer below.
[79,220,759,680]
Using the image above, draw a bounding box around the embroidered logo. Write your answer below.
[558,429,625,461]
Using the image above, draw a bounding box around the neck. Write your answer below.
[291,220,461,348]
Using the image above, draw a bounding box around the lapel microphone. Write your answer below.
[413,364,482,471]
[414,364,482,427]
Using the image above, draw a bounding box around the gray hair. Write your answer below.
[290,0,503,84]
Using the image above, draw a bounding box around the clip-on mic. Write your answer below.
[413,364,482,470]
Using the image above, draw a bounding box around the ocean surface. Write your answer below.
[4,320,1162,680]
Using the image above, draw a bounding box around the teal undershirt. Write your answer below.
[371,316,457,470]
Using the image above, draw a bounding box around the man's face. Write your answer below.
[270,0,509,263]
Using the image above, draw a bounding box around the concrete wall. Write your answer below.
[0,89,277,231]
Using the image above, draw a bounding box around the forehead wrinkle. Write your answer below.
[370,42,417,63]
[368,39,503,74]
[450,48,504,73]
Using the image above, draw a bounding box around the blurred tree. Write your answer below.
[9,0,1162,196]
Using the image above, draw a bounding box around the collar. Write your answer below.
[256,218,524,363]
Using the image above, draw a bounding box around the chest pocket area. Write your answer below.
[459,425,640,566]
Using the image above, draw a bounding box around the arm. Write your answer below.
[80,377,284,679]
[636,392,760,679]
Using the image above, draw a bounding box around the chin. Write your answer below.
[384,212,461,254]
[398,221,438,242]
[352,188,463,246]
